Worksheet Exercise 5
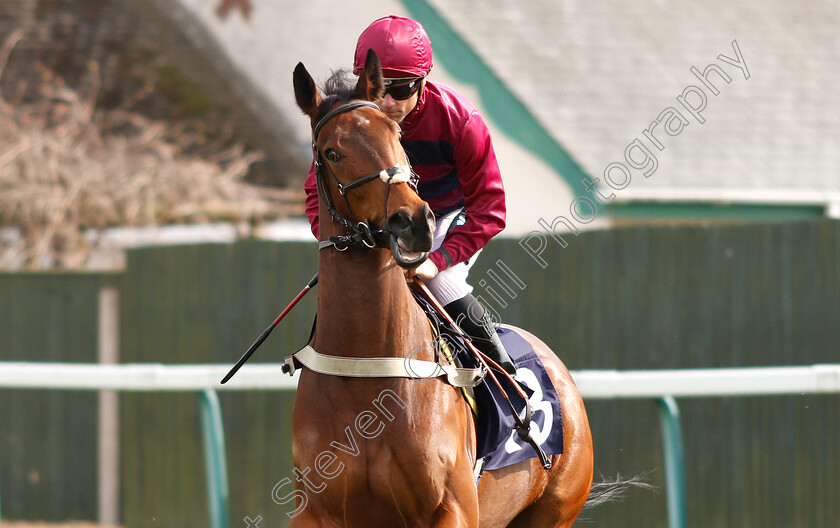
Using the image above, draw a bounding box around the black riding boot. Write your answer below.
[444,294,516,375]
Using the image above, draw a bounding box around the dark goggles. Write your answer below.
[383,77,423,101]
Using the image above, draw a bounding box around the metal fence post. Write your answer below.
[656,396,687,528]
[200,389,229,528]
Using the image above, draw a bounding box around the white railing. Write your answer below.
[0,362,296,391]
[2,362,839,528]
[3,362,839,394]
[574,364,840,398]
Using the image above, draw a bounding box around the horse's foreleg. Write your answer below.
[431,467,480,528]
[287,510,325,528]
[432,502,479,528]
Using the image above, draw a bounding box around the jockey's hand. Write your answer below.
[405,258,438,280]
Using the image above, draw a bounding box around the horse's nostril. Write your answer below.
[387,210,413,236]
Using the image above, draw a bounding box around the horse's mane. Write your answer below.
[317,69,358,121]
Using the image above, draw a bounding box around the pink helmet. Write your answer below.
[354,15,433,78]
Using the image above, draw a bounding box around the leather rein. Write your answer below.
[312,100,420,252]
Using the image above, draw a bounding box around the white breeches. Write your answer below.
[422,209,480,306]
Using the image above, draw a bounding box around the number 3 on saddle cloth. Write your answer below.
[415,294,565,480]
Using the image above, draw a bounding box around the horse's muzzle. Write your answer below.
[387,203,435,268]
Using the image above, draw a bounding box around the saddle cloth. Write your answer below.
[466,327,565,471]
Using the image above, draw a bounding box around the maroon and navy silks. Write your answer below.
[304,79,506,272]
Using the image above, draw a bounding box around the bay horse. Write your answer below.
[288,50,604,527]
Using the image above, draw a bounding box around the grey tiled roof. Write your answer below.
[426,0,840,204]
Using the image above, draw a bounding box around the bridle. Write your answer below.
[312,100,420,254]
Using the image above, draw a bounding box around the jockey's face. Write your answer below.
[377,79,424,125]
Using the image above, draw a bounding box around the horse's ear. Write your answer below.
[293,62,322,119]
[354,49,384,101]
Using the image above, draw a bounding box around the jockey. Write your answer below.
[303,15,515,374]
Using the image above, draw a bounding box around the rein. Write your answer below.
[312,100,419,251]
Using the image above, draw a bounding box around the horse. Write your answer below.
[288,49,609,527]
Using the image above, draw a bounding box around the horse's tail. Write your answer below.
[583,473,656,509]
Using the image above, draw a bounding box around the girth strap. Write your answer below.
[284,345,485,388]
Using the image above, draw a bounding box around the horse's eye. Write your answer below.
[325,150,341,163]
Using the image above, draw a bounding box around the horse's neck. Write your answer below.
[313,249,429,358]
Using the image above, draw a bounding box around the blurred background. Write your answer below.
[0,0,838,527]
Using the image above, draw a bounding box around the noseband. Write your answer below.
[312,100,419,252]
